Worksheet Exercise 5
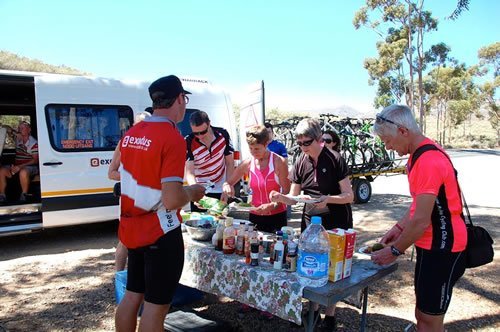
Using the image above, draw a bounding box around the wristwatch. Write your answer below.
[390,245,403,256]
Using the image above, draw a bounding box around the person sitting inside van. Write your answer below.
[0,121,39,203]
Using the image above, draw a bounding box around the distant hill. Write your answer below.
[306,105,376,119]
[0,50,89,75]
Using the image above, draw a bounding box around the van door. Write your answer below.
[35,78,134,228]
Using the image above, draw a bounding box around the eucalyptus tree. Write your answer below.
[353,0,439,130]
[477,42,500,144]
[425,64,478,145]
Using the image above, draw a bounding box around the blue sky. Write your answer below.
[0,0,498,112]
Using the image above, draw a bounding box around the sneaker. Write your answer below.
[19,193,31,202]
[0,195,6,203]
[318,315,337,331]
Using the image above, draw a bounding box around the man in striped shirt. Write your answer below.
[0,121,39,203]
[185,111,234,211]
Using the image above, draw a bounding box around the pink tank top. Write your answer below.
[249,152,286,215]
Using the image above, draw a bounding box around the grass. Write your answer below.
[423,114,498,149]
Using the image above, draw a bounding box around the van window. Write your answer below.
[144,107,199,137]
[0,115,32,149]
[46,104,133,152]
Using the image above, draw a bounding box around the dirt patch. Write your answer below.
[0,195,499,332]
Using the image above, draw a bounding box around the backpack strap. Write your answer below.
[409,143,472,226]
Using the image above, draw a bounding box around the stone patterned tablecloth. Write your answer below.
[180,236,306,324]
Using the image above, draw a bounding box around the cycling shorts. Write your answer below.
[127,226,184,305]
[414,247,466,315]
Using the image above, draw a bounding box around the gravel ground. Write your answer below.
[0,197,498,332]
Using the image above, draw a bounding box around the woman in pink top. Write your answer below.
[222,125,290,233]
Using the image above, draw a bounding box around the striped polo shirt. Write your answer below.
[15,136,38,166]
[186,126,234,193]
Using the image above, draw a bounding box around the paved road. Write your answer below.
[371,149,500,209]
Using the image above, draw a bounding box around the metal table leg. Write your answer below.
[360,287,369,332]
[304,301,321,332]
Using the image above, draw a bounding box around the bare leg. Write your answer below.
[115,290,144,332]
[138,301,170,332]
[115,241,128,271]
[18,168,30,194]
[0,167,11,195]
[415,308,445,332]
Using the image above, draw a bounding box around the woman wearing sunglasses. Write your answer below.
[270,118,353,330]
[322,129,341,153]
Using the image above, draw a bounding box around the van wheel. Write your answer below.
[352,178,371,204]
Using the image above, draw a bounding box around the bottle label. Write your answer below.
[297,249,328,278]
[224,237,235,249]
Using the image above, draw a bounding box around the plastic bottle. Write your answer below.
[282,233,289,265]
[235,222,246,255]
[297,216,330,287]
[273,231,284,270]
[222,218,236,254]
[244,223,256,264]
[215,220,225,251]
[285,241,298,272]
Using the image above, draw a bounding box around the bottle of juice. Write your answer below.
[215,219,225,251]
[244,223,255,264]
[223,218,236,254]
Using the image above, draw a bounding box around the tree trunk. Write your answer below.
[407,3,414,113]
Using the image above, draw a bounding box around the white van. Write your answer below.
[0,70,239,236]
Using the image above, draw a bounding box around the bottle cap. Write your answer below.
[311,216,322,225]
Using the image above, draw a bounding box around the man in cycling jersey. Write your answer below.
[371,104,467,332]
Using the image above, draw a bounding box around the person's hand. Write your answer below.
[220,192,229,203]
[185,184,206,202]
[253,202,275,215]
[222,182,234,198]
[10,165,20,175]
[371,247,398,266]
[380,226,401,246]
[269,190,282,203]
[313,195,329,209]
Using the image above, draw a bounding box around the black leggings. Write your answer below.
[249,211,287,234]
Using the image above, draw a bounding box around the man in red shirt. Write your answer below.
[371,104,467,332]
[115,75,205,332]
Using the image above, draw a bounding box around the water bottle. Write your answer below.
[297,216,330,287]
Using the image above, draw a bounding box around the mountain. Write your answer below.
[305,105,376,119]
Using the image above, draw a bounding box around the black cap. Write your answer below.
[148,75,191,101]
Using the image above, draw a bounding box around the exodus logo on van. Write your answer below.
[90,158,113,167]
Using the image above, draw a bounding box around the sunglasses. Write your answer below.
[322,138,333,144]
[193,127,209,136]
[376,114,402,127]
[297,138,315,147]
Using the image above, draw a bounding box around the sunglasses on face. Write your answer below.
[322,138,333,144]
[193,127,209,136]
[297,138,315,147]
[375,114,401,127]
